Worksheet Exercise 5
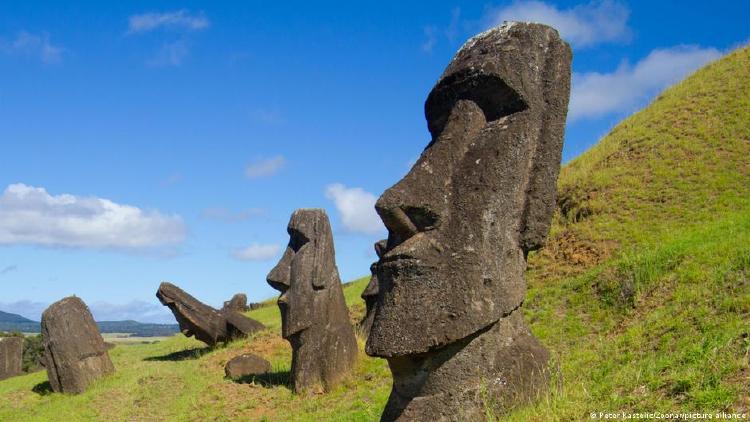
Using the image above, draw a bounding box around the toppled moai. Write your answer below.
[359,239,386,336]
[222,293,250,313]
[41,296,115,394]
[365,22,571,420]
[267,209,358,392]
[0,336,23,381]
[224,353,271,380]
[157,282,265,346]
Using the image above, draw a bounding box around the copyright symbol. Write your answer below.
[591,413,597,419]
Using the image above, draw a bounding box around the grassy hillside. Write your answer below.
[510,45,750,419]
[535,45,750,279]
[0,277,390,421]
[0,46,747,421]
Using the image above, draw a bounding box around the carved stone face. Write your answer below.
[366,23,571,357]
[267,209,338,339]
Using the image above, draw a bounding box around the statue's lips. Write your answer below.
[278,302,310,338]
[284,327,308,342]
[378,254,420,266]
[377,256,432,286]
[281,323,307,339]
[377,256,426,278]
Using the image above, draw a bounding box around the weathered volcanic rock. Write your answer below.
[156,282,265,346]
[222,293,250,313]
[365,22,571,420]
[41,296,115,394]
[267,209,358,392]
[0,336,23,381]
[224,353,271,380]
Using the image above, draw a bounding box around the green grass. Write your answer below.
[536,45,750,278]
[0,44,748,422]
[506,44,750,419]
[0,279,390,421]
[506,211,750,420]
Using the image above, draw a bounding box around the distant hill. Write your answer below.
[0,310,179,337]
[0,311,39,333]
[0,310,34,324]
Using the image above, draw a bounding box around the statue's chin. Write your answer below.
[368,261,496,357]
[281,323,309,340]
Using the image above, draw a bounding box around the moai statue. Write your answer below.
[0,336,23,381]
[41,296,115,394]
[157,282,264,347]
[359,240,386,336]
[267,209,358,392]
[365,22,572,420]
[222,293,250,313]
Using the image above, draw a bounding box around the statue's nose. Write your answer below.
[377,206,419,247]
[376,99,486,251]
[267,248,292,292]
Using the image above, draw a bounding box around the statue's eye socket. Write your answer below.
[425,72,527,139]
[288,229,309,252]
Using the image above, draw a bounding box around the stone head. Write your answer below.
[366,22,571,357]
[267,208,340,339]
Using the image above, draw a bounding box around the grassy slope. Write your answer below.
[537,45,750,278]
[0,277,391,422]
[508,45,750,419]
[0,47,748,421]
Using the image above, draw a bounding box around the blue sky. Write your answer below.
[0,1,747,323]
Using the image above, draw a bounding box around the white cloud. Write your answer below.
[231,243,280,261]
[0,31,63,63]
[325,183,384,235]
[244,156,286,178]
[128,10,209,33]
[0,183,186,250]
[148,40,190,67]
[486,0,631,48]
[569,45,722,121]
[200,207,265,223]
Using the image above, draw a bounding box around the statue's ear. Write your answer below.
[518,37,571,254]
[311,213,336,290]
[311,256,329,290]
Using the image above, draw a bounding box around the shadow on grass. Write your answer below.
[143,346,213,362]
[232,370,292,390]
[32,381,53,396]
